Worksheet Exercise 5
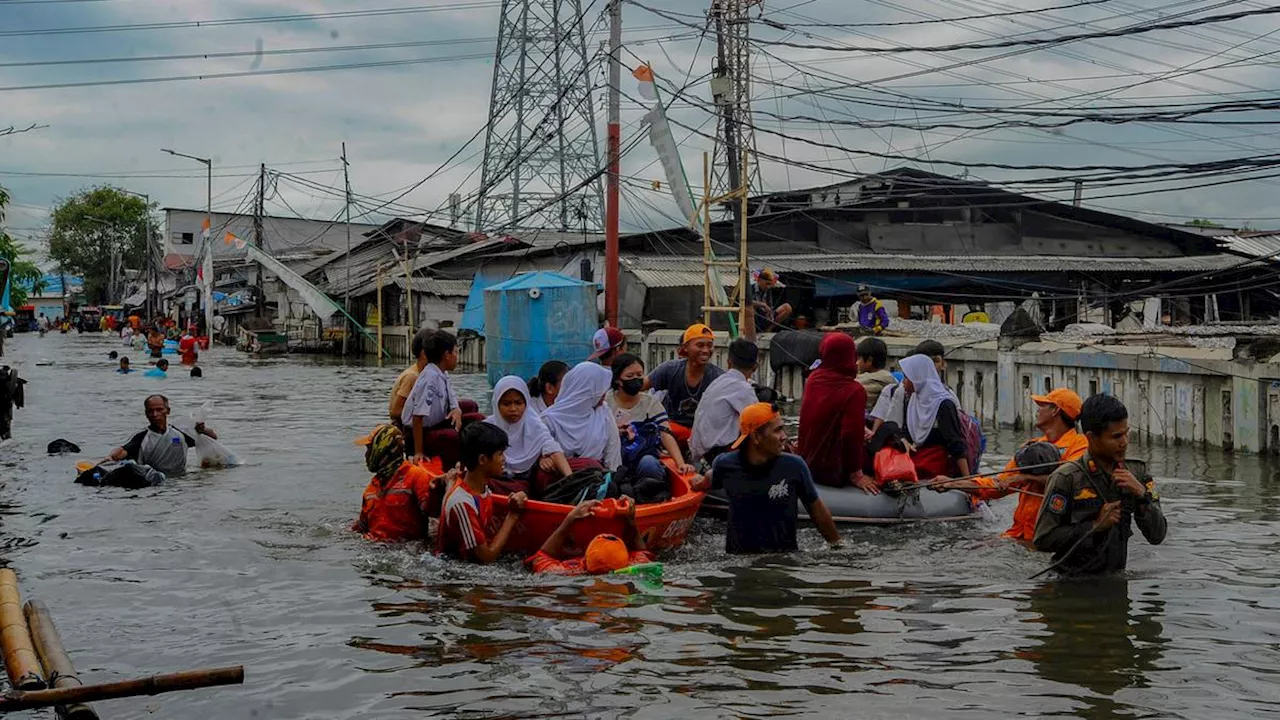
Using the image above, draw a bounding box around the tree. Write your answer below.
[1187,218,1223,228]
[0,186,44,309]
[47,186,153,304]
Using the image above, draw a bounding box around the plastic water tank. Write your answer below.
[483,271,597,385]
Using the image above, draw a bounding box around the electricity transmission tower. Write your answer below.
[709,0,762,217]
[475,0,605,233]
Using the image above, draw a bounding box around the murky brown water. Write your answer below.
[1,332,1279,719]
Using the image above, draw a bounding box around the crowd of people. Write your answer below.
[353,321,1166,579]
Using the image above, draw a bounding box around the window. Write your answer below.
[171,231,194,245]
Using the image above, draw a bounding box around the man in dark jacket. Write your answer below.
[1033,394,1166,575]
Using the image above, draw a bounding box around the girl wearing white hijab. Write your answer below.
[484,376,572,494]
[898,354,970,478]
[541,362,623,472]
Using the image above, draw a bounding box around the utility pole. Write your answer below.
[709,0,761,220]
[342,143,353,356]
[604,0,621,327]
[254,163,265,318]
[160,148,212,336]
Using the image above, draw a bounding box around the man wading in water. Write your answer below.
[1033,394,1167,575]
[104,394,219,477]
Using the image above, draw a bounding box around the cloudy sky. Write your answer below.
[2,0,1280,261]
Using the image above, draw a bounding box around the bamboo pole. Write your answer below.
[24,601,97,720]
[0,666,244,712]
[0,569,44,690]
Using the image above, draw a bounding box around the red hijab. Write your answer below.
[798,333,867,487]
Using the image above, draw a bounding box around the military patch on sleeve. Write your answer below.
[1145,480,1159,500]
[1047,493,1068,514]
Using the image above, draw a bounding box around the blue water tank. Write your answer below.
[484,271,597,385]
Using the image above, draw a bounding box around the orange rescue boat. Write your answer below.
[488,457,705,556]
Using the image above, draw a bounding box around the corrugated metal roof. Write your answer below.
[1219,234,1280,262]
[346,276,472,298]
[620,252,1245,288]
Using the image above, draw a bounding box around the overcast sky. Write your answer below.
[3,0,1279,262]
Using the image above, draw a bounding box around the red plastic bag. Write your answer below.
[874,447,918,485]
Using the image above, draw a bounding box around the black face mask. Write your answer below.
[620,378,645,396]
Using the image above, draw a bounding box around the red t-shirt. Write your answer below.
[526,550,655,575]
[354,463,439,542]
[436,480,494,559]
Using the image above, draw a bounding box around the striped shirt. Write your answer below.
[436,481,493,559]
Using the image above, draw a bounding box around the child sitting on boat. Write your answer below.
[526,360,568,416]
[401,330,483,469]
[607,354,695,485]
[483,375,573,495]
[437,422,528,563]
[526,497,654,576]
[540,362,622,490]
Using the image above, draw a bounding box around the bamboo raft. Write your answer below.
[0,568,243,716]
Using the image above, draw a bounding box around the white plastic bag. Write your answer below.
[189,402,241,468]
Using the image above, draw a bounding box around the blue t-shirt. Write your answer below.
[712,450,820,554]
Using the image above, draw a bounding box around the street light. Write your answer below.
[161,148,213,340]
[116,189,153,319]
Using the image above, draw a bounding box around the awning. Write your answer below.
[122,291,147,308]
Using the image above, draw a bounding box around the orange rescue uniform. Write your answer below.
[353,462,440,542]
[971,428,1088,542]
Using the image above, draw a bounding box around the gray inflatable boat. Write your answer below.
[704,485,980,524]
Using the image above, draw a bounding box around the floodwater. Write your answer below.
[1,333,1279,719]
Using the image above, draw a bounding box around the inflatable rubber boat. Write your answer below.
[489,457,705,555]
[703,484,980,524]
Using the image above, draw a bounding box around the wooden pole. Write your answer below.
[24,601,97,720]
[376,264,385,369]
[0,666,244,712]
[0,569,44,690]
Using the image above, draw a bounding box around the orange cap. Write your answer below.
[1031,388,1083,420]
[681,323,715,346]
[584,534,630,574]
[354,424,390,446]
[730,402,780,449]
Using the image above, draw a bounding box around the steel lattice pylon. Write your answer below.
[474,0,605,233]
[710,0,762,208]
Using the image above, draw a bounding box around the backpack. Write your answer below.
[541,467,620,505]
[959,410,986,474]
[621,421,666,468]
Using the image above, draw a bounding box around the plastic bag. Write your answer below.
[874,447,918,485]
[189,402,241,468]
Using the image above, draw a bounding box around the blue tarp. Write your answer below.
[459,269,507,334]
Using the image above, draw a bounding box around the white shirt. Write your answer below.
[690,369,758,462]
[400,363,458,427]
[528,395,549,417]
[870,383,904,426]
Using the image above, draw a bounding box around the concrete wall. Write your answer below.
[451,329,1280,455]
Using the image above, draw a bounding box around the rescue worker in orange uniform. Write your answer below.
[933,388,1088,543]
[352,424,451,542]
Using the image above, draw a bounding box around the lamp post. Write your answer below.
[116,189,153,319]
[161,148,213,339]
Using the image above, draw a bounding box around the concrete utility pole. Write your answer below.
[161,148,213,336]
[254,163,265,318]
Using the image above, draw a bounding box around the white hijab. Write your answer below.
[484,376,561,475]
[541,362,613,462]
[900,353,960,444]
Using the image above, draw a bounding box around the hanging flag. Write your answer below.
[224,232,246,250]
[633,64,657,101]
[634,64,698,230]
[201,217,211,240]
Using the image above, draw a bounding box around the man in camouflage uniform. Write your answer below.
[1034,394,1167,575]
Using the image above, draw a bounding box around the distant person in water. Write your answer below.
[104,394,218,477]
[178,331,199,366]
[117,357,133,374]
[109,350,119,360]
[527,360,568,416]
[190,366,203,378]
[144,359,169,378]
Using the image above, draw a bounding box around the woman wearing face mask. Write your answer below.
[608,354,696,481]
[484,376,573,495]
[540,362,622,491]
[527,361,569,416]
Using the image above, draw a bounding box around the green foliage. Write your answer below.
[1187,218,1223,228]
[0,186,44,309]
[47,186,154,304]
